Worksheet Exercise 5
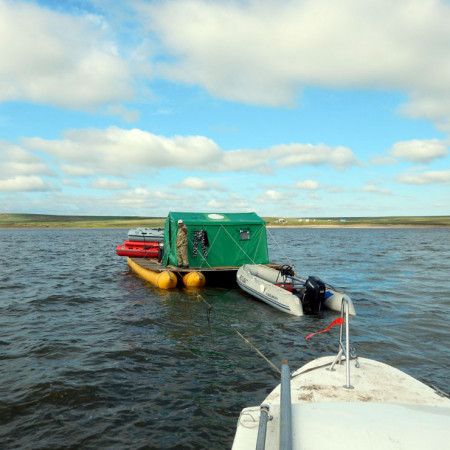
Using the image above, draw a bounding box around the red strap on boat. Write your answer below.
[305,317,344,340]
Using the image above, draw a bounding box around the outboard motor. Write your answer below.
[302,276,326,313]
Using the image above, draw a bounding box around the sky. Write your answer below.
[0,0,449,218]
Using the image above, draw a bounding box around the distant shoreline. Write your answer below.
[2,224,449,230]
[267,224,450,229]
[0,213,449,229]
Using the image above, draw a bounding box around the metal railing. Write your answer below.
[255,359,293,450]
[256,404,270,450]
[279,359,292,450]
[255,296,355,449]
[328,295,354,389]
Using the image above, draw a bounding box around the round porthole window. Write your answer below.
[208,214,224,220]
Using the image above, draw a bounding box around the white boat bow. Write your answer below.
[232,298,449,449]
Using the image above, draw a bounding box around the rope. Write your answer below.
[196,293,281,375]
[205,302,215,346]
[266,227,294,267]
[219,225,257,264]
[187,225,258,267]
[186,224,268,268]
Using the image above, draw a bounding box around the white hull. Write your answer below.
[232,355,450,449]
[127,227,164,242]
[236,264,356,316]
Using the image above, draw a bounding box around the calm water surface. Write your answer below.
[0,227,449,449]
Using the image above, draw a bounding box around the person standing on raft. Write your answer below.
[176,219,189,267]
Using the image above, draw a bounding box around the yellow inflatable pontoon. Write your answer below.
[127,257,177,289]
[182,271,206,288]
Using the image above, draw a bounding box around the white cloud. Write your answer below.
[107,188,180,213]
[293,180,321,190]
[137,0,450,129]
[396,169,450,185]
[61,179,81,188]
[22,126,360,177]
[206,199,224,209]
[3,0,450,133]
[219,143,359,173]
[89,178,130,190]
[253,189,322,216]
[22,127,223,176]
[0,140,54,177]
[204,195,249,211]
[398,91,450,132]
[59,164,95,177]
[361,184,392,195]
[369,156,397,166]
[270,144,359,171]
[0,0,133,110]
[328,186,346,194]
[390,139,447,163]
[0,175,58,191]
[173,176,226,191]
[256,190,286,203]
[105,104,141,122]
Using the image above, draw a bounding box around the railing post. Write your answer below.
[328,296,354,388]
[256,404,270,450]
[344,295,352,388]
[280,359,292,450]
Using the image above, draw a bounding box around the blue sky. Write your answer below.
[0,0,449,218]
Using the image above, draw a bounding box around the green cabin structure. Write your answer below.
[162,212,269,268]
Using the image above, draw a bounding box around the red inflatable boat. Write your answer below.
[116,241,161,258]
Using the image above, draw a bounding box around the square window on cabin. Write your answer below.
[240,230,250,240]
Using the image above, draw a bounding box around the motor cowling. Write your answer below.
[302,276,326,313]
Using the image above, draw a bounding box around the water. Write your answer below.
[1,227,449,449]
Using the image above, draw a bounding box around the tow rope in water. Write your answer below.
[266,227,294,267]
[196,293,281,375]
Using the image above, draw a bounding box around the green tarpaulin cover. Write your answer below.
[162,212,269,268]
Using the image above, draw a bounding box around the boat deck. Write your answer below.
[129,258,282,273]
[233,356,450,449]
